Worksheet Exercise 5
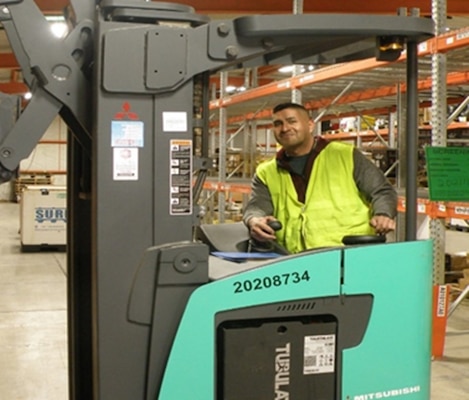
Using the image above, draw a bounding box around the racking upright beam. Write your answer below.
[291,0,303,104]
[218,71,228,223]
[430,0,448,285]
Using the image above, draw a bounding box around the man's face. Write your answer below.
[272,107,314,156]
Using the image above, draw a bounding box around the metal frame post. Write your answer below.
[218,71,228,223]
[405,39,419,240]
[430,0,448,285]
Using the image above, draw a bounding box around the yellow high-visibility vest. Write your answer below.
[257,141,374,253]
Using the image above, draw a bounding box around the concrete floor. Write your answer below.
[0,200,468,399]
[0,201,67,400]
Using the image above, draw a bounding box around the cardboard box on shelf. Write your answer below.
[458,268,469,290]
[458,277,469,290]
[445,252,469,271]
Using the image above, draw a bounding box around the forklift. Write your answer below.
[0,1,434,399]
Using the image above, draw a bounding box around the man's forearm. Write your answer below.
[243,175,274,226]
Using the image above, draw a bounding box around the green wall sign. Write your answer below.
[425,146,469,201]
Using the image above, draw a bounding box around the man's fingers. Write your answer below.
[371,216,396,234]
[250,218,277,241]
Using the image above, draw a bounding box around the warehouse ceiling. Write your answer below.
[1,1,469,123]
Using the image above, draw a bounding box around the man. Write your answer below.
[243,102,397,253]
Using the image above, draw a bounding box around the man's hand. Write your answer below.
[370,215,396,235]
[247,216,279,242]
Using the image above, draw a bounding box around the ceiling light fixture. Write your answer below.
[278,65,295,73]
[45,15,68,38]
[225,85,246,94]
[278,65,315,74]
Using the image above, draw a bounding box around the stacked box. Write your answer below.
[445,252,468,271]
[20,185,67,252]
[459,269,469,290]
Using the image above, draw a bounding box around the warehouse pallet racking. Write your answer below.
[203,23,469,284]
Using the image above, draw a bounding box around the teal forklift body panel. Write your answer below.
[160,249,341,399]
[159,240,433,399]
[341,240,433,399]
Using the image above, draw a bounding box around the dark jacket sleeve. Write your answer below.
[242,173,274,226]
[352,148,398,218]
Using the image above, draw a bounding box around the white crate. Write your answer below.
[20,185,67,251]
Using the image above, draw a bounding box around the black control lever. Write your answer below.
[249,219,289,255]
[267,220,282,231]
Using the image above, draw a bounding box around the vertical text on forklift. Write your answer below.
[275,343,290,400]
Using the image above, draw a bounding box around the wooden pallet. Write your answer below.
[15,174,52,202]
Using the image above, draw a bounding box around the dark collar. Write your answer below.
[276,136,330,170]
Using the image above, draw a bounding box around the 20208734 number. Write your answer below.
[233,271,310,294]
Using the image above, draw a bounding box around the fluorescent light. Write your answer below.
[50,22,68,38]
[45,15,68,38]
[225,85,246,94]
[278,65,295,73]
[45,15,65,22]
[24,92,32,100]
[278,65,315,74]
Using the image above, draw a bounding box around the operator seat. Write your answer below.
[195,222,250,253]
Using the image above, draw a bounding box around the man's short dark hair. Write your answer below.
[273,102,309,115]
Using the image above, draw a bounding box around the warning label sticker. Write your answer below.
[303,334,335,375]
[170,139,192,215]
[113,147,138,181]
